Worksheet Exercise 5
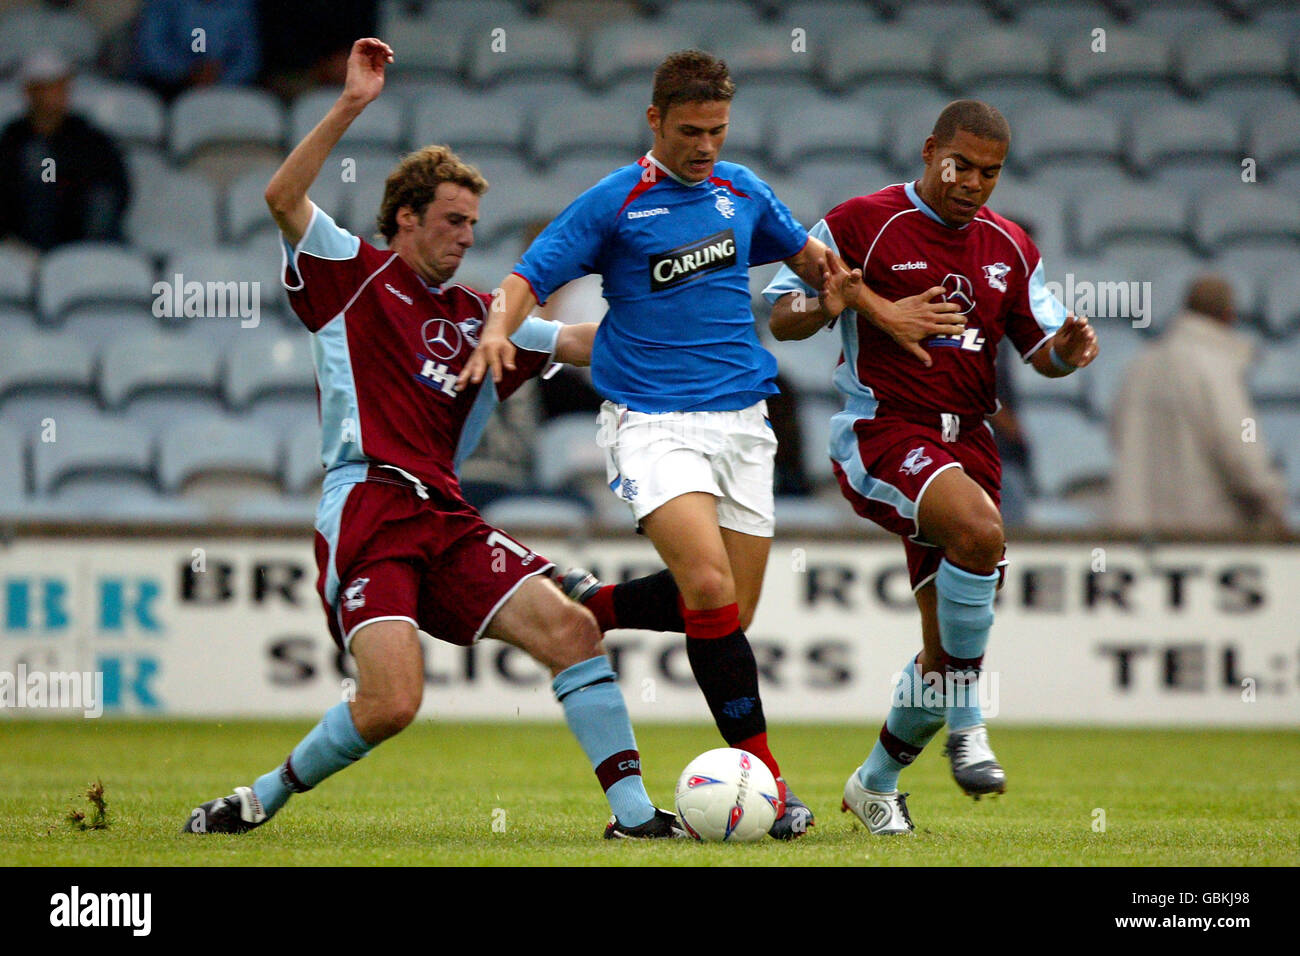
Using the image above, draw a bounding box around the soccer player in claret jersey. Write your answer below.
[180,38,684,840]
[765,101,1098,834]
[460,50,964,839]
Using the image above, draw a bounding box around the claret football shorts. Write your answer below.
[314,472,553,652]
[599,399,777,537]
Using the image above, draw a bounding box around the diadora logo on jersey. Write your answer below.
[712,188,736,219]
[384,283,413,304]
[648,229,736,291]
[343,577,369,611]
[421,317,463,360]
[900,446,932,476]
[628,206,670,220]
[414,356,460,397]
[941,273,976,314]
[983,262,1011,292]
[891,260,928,271]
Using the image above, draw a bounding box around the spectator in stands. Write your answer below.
[1110,274,1288,533]
[0,50,130,253]
[133,0,260,99]
[258,0,377,100]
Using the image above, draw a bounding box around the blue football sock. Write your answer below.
[553,656,654,828]
[936,559,999,732]
[253,701,371,817]
[858,657,946,793]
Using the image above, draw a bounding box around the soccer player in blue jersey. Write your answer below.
[181,38,684,840]
[461,50,964,839]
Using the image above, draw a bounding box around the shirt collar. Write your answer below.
[905,180,971,230]
[645,151,710,188]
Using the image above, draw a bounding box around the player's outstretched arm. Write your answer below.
[1031,313,1098,378]
[458,273,539,387]
[265,37,393,246]
[554,322,598,367]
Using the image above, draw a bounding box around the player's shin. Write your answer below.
[252,701,372,817]
[935,559,998,731]
[552,656,655,828]
[682,603,780,780]
[859,656,947,793]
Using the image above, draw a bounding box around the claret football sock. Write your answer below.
[683,603,780,780]
[252,700,372,817]
[553,656,654,828]
[859,656,946,793]
[935,559,999,732]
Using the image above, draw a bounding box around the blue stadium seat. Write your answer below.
[1005,0,1122,39]
[157,415,282,493]
[1179,28,1289,97]
[125,168,221,255]
[1251,103,1300,171]
[225,330,316,409]
[1058,29,1175,102]
[768,100,885,173]
[99,329,224,408]
[985,176,1068,266]
[290,90,405,152]
[1070,184,1189,257]
[657,0,763,36]
[465,21,581,88]
[0,327,95,403]
[586,23,701,89]
[710,97,770,170]
[940,28,1054,92]
[1194,186,1300,254]
[31,416,154,497]
[1249,336,1300,402]
[1009,340,1086,406]
[550,156,631,196]
[530,96,646,166]
[36,243,154,323]
[228,494,319,525]
[1129,0,1234,38]
[819,25,938,94]
[1011,105,1123,180]
[70,80,166,148]
[894,0,998,31]
[713,25,819,86]
[1127,105,1242,176]
[169,87,284,162]
[472,173,572,248]
[1020,405,1111,497]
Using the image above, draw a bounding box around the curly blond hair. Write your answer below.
[377,145,488,242]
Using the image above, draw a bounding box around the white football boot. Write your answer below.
[944,724,1007,798]
[841,771,915,835]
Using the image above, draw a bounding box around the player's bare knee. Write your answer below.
[679,564,730,609]
[947,511,1004,572]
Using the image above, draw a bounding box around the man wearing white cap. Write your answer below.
[0,49,130,252]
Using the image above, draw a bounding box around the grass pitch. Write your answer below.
[3,721,1297,867]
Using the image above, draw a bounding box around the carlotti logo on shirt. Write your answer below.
[648,229,736,291]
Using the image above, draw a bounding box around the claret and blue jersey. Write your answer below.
[514,152,809,413]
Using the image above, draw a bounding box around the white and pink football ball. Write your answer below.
[674,748,780,842]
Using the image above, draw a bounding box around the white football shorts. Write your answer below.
[598,399,777,537]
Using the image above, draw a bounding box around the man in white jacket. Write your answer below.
[1110,275,1288,533]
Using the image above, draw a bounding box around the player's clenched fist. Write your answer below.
[1051,313,1098,369]
[342,38,394,107]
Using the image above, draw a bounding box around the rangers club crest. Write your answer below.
[713,189,736,219]
[983,262,1011,292]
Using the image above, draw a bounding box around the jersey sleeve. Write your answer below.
[747,175,809,266]
[762,217,840,305]
[513,186,615,304]
[1003,230,1068,361]
[498,316,562,399]
[280,202,365,332]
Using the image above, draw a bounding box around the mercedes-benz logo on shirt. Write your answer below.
[421,318,463,360]
[941,273,976,315]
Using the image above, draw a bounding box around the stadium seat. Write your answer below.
[481,494,592,532]
[1193,187,1300,253]
[376,2,488,77]
[31,417,155,497]
[985,177,1068,265]
[819,25,938,94]
[776,0,887,30]
[763,176,826,230]
[1249,336,1300,402]
[0,423,27,516]
[657,0,762,35]
[465,22,581,88]
[1005,0,1122,39]
[99,330,224,408]
[550,155,630,195]
[940,28,1054,92]
[799,157,898,217]
[706,97,769,170]
[36,243,154,323]
[0,6,99,73]
[1058,29,1174,98]
[0,248,34,305]
[1009,343,1086,406]
[163,248,284,325]
[1251,103,1300,171]
[766,323,842,399]
[1127,105,1242,175]
[0,328,95,403]
[586,23,701,89]
[290,90,405,151]
[534,413,603,491]
[284,426,324,496]
[885,106,944,174]
[1020,406,1111,497]
[530,96,646,166]
[410,89,529,154]
[774,495,853,530]
[125,169,221,255]
[169,87,284,162]
[70,81,166,147]
[472,173,573,248]
[894,0,998,31]
[157,416,282,493]
[1178,27,1290,95]
[226,163,286,242]
[224,331,316,409]
[454,246,526,295]
[1070,184,1190,257]
[768,100,885,173]
[1259,270,1300,338]
[797,396,841,486]
[1258,409,1300,498]
[1129,0,1235,38]
[713,25,819,87]
[1081,321,1148,421]
[1079,249,1202,335]
[330,149,402,239]
[228,494,319,525]
[1010,105,1123,180]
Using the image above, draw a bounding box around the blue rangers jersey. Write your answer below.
[514,152,808,412]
